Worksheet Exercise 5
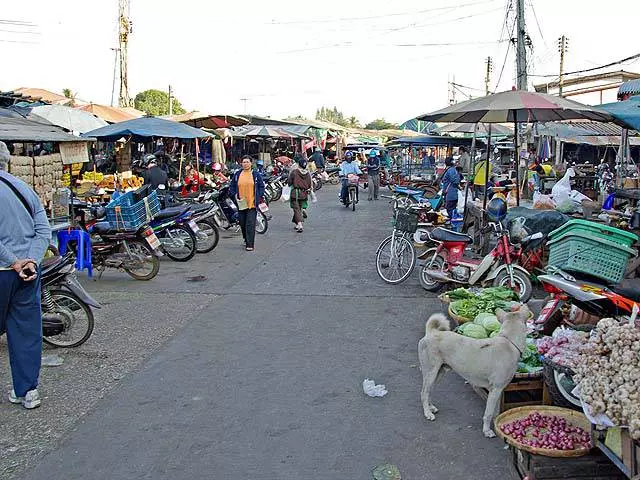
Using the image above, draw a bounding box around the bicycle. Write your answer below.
[375,206,421,284]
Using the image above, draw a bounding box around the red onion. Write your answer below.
[500,413,592,451]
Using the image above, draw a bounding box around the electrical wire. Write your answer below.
[493,18,517,92]
[385,5,504,33]
[529,52,640,77]
[451,82,486,92]
[268,0,497,25]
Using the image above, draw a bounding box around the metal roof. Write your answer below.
[619,79,640,98]
[0,115,94,143]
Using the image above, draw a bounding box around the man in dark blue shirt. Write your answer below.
[310,148,325,171]
[366,150,381,201]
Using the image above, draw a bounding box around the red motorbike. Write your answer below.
[418,221,540,302]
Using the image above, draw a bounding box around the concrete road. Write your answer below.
[20,186,517,480]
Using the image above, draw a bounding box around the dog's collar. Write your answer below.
[499,334,523,356]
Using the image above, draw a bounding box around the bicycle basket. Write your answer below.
[347,173,359,185]
[394,209,418,233]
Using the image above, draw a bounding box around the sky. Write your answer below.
[1,0,639,125]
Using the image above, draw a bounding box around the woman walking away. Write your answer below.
[288,155,312,233]
[229,156,265,251]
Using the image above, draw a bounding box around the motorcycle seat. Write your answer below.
[189,203,211,214]
[92,221,117,234]
[610,285,640,303]
[154,206,190,221]
[430,227,473,243]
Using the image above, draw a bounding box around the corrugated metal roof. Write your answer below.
[0,116,94,142]
[619,79,640,98]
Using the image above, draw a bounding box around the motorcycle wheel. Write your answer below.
[195,218,220,254]
[329,176,340,185]
[375,235,416,284]
[418,254,446,292]
[543,363,581,410]
[256,210,268,234]
[271,187,282,202]
[42,289,94,348]
[350,188,356,211]
[123,241,160,281]
[161,224,197,262]
[493,269,532,302]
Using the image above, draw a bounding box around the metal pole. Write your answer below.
[558,36,568,97]
[516,0,528,90]
[462,122,479,229]
[514,113,520,206]
[482,124,493,212]
[168,85,173,116]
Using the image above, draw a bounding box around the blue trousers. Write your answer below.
[0,270,42,397]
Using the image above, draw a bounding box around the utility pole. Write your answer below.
[110,47,120,107]
[515,0,528,90]
[168,85,173,115]
[558,35,569,97]
[448,75,456,105]
[485,57,493,96]
[118,0,133,107]
[240,98,248,114]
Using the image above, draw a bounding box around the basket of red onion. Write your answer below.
[495,406,593,457]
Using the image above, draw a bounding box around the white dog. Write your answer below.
[417,306,529,438]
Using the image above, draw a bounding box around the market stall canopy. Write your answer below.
[76,103,143,124]
[163,112,249,129]
[533,121,640,146]
[386,135,483,147]
[399,118,439,134]
[438,122,513,136]
[598,96,640,132]
[27,104,107,133]
[232,124,310,139]
[0,114,96,143]
[13,87,75,106]
[417,90,614,123]
[618,79,640,100]
[82,116,213,141]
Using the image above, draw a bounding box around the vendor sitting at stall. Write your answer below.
[181,164,204,196]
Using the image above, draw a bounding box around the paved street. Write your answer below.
[4,185,517,480]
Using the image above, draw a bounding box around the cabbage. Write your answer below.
[457,323,488,339]
[489,329,501,338]
[473,313,501,333]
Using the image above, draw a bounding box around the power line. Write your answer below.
[0,19,37,27]
[0,29,40,35]
[385,5,504,33]
[529,52,640,78]
[268,0,497,25]
[0,38,38,44]
[277,39,504,55]
[493,17,517,91]
[451,82,486,92]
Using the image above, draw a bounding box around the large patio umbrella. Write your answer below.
[29,104,107,134]
[417,90,614,208]
[439,122,513,136]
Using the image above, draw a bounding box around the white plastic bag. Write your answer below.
[310,190,317,203]
[457,190,466,213]
[551,167,574,205]
[281,185,291,202]
[532,191,555,210]
[363,378,387,397]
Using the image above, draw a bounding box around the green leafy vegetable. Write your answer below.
[457,323,489,339]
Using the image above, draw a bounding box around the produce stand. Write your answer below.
[475,373,551,413]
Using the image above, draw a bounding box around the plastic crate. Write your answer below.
[549,219,638,248]
[105,189,161,231]
[394,209,418,233]
[547,231,636,284]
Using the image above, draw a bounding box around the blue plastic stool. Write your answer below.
[57,229,93,277]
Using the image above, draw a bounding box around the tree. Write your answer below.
[315,106,361,128]
[62,88,77,106]
[346,116,360,128]
[134,89,186,116]
[364,118,399,130]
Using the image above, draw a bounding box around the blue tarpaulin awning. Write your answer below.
[82,116,212,141]
[386,135,484,147]
[598,96,640,132]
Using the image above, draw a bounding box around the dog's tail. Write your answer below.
[425,313,450,334]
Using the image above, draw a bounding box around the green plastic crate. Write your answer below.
[548,219,638,248]
[547,231,637,284]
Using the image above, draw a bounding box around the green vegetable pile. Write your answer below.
[517,340,543,374]
[449,287,519,321]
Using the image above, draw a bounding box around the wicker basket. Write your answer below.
[494,406,593,458]
[448,303,472,324]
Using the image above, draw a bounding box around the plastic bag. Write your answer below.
[362,378,387,397]
[532,191,556,210]
[457,190,466,213]
[281,185,291,202]
[310,191,317,203]
[551,167,574,204]
[506,191,517,207]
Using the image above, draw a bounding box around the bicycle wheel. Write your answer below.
[376,234,416,284]
[350,188,356,211]
[256,210,268,234]
[42,289,94,348]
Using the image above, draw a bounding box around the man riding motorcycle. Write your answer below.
[339,151,362,204]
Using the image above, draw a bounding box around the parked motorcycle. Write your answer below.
[418,214,537,302]
[41,252,101,348]
[149,206,198,262]
[212,185,268,234]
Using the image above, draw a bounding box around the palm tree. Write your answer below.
[347,116,360,128]
[62,88,77,106]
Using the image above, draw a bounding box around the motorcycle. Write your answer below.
[418,221,539,302]
[212,185,269,234]
[41,252,101,348]
[149,206,199,262]
[342,174,360,211]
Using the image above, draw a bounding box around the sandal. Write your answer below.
[246,247,254,251]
